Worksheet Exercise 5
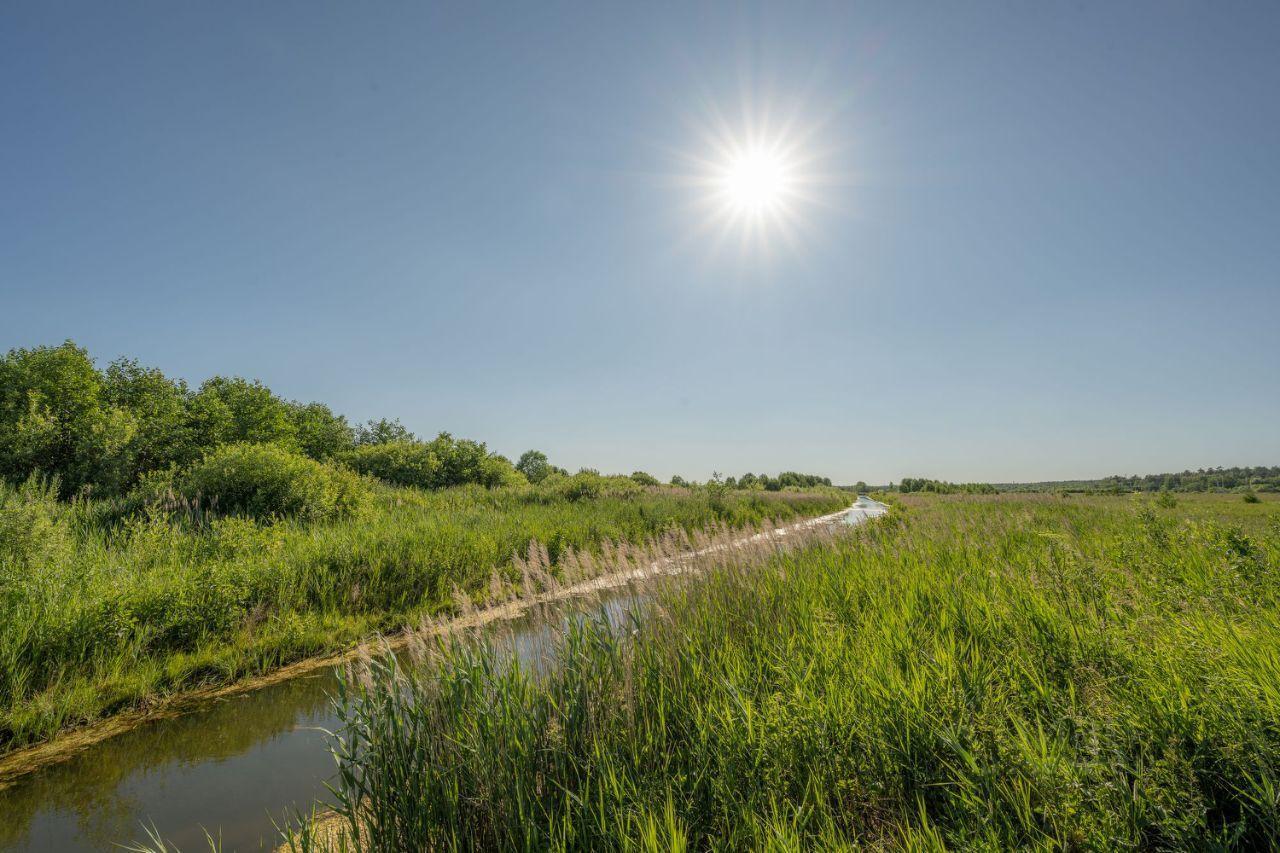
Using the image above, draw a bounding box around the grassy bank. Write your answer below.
[299,492,1280,850]
[0,479,846,753]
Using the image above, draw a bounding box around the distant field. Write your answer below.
[303,491,1280,850]
[0,480,845,753]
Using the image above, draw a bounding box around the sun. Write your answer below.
[676,123,815,256]
[668,95,834,259]
[717,146,793,216]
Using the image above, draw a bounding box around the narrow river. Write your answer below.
[0,499,886,851]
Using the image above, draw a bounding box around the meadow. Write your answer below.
[290,492,1280,851]
[0,476,845,754]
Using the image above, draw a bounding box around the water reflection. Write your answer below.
[0,502,882,851]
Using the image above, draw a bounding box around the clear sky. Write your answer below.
[3,2,1277,485]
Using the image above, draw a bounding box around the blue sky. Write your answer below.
[3,2,1277,484]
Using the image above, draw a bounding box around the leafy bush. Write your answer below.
[630,471,659,486]
[550,471,640,502]
[479,454,527,488]
[178,443,369,522]
[0,476,71,575]
[343,435,524,490]
[342,441,440,489]
[556,471,604,501]
[1243,491,1261,503]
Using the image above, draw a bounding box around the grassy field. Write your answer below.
[295,492,1280,850]
[0,478,846,753]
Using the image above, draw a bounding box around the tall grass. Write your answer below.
[0,477,845,752]
[296,493,1280,850]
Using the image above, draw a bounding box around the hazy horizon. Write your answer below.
[4,2,1278,484]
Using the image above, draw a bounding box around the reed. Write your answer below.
[291,492,1280,850]
[0,477,846,752]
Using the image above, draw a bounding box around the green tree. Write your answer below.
[189,377,297,451]
[288,401,354,460]
[103,357,189,478]
[355,418,415,445]
[0,341,131,494]
[516,450,552,484]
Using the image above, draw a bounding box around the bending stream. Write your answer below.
[0,499,886,852]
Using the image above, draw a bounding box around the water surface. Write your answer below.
[0,500,884,851]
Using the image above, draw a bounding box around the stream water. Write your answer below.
[0,499,885,851]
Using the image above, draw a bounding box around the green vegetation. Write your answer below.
[898,477,997,494]
[0,473,844,753]
[0,341,849,754]
[996,465,1280,494]
[726,471,833,490]
[341,435,521,490]
[0,341,520,498]
[295,493,1280,850]
[177,443,371,522]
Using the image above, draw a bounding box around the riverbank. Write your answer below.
[0,493,861,790]
[286,493,1280,850]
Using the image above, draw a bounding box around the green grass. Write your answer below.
[0,478,846,752]
[298,492,1280,850]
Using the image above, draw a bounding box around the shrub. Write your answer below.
[630,471,659,486]
[1243,491,1261,503]
[0,476,71,574]
[479,455,527,488]
[178,443,369,522]
[556,470,605,502]
[343,437,525,490]
[343,441,440,489]
[1155,491,1178,508]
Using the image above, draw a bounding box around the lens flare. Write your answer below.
[669,99,831,261]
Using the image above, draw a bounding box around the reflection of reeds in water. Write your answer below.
[284,494,1280,851]
[385,510,852,672]
[315,512,857,853]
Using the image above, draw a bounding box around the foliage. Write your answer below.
[177,443,370,522]
[999,466,1280,494]
[342,441,441,490]
[552,470,633,502]
[0,342,531,499]
[301,493,1280,851]
[515,450,553,484]
[0,341,133,496]
[288,402,354,461]
[898,476,997,494]
[733,471,833,491]
[187,376,298,452]
[0,481,845,751]
[0,476,71,576]
[353,418,415,446]
[343,435,523,491]
[629,471,659,486]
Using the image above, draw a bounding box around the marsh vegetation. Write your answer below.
[285,493,1280,850]
[0,343,846,754]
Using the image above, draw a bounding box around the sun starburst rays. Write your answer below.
[668,101,831,262]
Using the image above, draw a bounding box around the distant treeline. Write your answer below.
[996,466,1280,494]
[0,341,522,497]
[898,478,998,495]
[722,472,833,491]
